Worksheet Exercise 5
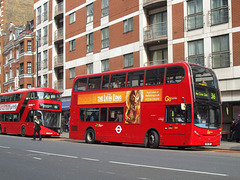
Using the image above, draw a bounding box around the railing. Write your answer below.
[54,79,63,91]
[143,22,167,42]
[42,11,48,22]
[211,51,230,69]
[54,27,63,42]
[186,12,203,31]
[187,55,204,66]
[54,54,63,67]
[55,2,63,17]
[144,59,168,66]
[42,58,48,70]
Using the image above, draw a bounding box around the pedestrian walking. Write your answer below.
[32,116,42,141]
[227,120,237,142]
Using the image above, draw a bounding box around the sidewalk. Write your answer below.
[60,132,240,151]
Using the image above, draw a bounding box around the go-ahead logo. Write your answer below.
[165,96,177,102]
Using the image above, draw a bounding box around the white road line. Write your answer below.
[109,161,228,177]
[0,146,10,149]
[81,158,100,162]
[33,157,42,160]
[26,150,78,159]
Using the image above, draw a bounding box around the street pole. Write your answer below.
[36,37,39,87]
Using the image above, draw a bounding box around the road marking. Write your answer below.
[33,157,42,160]
[0,146,10,149]
[81,157,100,162]
[109,161,228,177]
[26,150,78,159]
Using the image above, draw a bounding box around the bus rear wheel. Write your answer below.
[145,130,159,148]
[21,126,26,137]
[85,128,95,144]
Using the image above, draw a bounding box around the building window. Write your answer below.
[124,18,133,33]
[16,48,19,59]
[70,68,75,79]
[5,72,9,82]
[37,29,41,47]
[38,52,41,70]
[16,68,19,77]
[43,2,48,22]
[101,59,109,72]
[150,48,168,66]
[211,0,228,25]
[188,39,204,66]
[43,26,48,45]
[101,27,109,49]
[20,63,24,75]
[87,63,93,74]
[87,33,93,53]
[149,12,167,37]
[43,74,48,87]
[124,53,133,68]
[70,39,76,51]
[27,84,32,89]
[27,62,32,74]
[20,42,24,53]
[37,6,41,25]
[10,69,13,79]
[187,0,203,30]
[212,34,229,68]
[70,12,76,24]
[27,41,32,52]
[87,3,93,23]
[43,50,48,69]
[101,0,109,17]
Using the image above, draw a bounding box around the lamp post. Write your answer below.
[36,36,39,87]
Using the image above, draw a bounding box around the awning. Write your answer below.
[62,101,71,111]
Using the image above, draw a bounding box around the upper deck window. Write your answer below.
[88,76,101,91]
[166,66,185,84]
[110,73,126,89]
[145,68,164,86]
[74,78,87,92]
[127,70,144,87]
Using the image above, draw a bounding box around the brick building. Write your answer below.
[0,0,34,92]
[33,0,240,131]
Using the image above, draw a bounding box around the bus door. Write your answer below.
[163,104,191,146]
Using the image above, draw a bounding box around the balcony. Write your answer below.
[143,22,167,45]
[143,0,167,9]
[54,54,63,68]
[54,2,63,20]
[54,79,63,93]
[54,27,63,44]
[144,59,168,66]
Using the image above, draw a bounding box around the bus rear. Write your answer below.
[189,64,222,146]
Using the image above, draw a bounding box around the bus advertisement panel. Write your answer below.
[0,87,62,136]
[70,62,222,148]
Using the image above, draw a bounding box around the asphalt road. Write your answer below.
[0,135,239,180]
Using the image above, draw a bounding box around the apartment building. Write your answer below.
[33,0,240,131]
[0,0,34,92]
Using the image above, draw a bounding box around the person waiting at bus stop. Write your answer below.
[32,116,42,141]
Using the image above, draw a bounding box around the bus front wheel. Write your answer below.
[85,128,95,144]
[145,130,159,148]
[21,126,26,137]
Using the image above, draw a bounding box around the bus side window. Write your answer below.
[74,78,87,92]
[86,108,99,122]
[102,75,109,89]
[80,108,85,122]
[100,107,107,122]
[127,70,145,87]
[108,107,124,122]
[166,66,185,84]
[110,73,126,89]
[165,105,191,123]
[88,76,101,91]
[145,68,164,86]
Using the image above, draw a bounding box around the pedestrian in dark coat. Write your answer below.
[32,116,42,141]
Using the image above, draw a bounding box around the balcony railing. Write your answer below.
[54,79,63,92]
[187,55,204,66]
[143,0,166,8]
[144,59,168,66]
[144,22,167,43]
[55,2,63,18]
[211,51,230,69]
[54,54,63,67]
[54,27,63,42]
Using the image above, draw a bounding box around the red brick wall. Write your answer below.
[233,32,240,66]
[172,2,184,40]
[66,0,85,12]
[173,42,184,62]
[232,0,240,28]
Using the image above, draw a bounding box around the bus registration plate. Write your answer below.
[205,142,212,146]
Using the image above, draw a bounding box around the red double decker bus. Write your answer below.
[70,62,222,148]
[0,87,62,136]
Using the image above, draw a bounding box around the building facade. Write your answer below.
[0,0,34,92]
[33,0,240,131]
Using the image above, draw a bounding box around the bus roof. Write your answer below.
[0,87,60,96]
